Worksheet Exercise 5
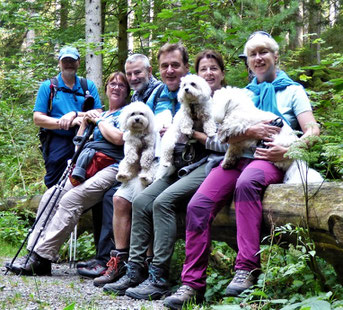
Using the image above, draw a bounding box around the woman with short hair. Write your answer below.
[164,32,320,310]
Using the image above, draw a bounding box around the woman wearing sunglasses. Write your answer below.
[164,32,320,309]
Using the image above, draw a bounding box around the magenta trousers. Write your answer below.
[181,158,284,290]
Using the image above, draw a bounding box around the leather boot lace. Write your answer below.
[174,285,195,297]
[104,255,120,276]
[233,270,250,283]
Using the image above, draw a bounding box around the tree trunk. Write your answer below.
[293,0,304,48]
[85,0,103,91]
[117,0,128,73]
[308,0,322,64]
[60,0,68,30]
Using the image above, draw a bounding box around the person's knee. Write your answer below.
[113,196,132,216]
[153,192,172,213]
[235,177,253,191]
[186,194,212,232]
[59,192,83,218]
[132,193,153,216]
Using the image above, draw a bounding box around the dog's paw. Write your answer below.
[221,158,236,170]
[116,172,131,183]
[155,164,174,180]
[180,126,193,136]
[206,128,216,138]
[138,173,153,187]
[161,161,172,168]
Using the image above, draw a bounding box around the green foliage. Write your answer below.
[1,0,342,197]
[59,231,96,262]
[75,232,97,261]
[284,49,343,180]
[205,241,236,301]
[0,211,29,246]
[169,239,186,287]
[210,224,343,309]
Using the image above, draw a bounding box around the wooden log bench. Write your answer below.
[1,181,343,282]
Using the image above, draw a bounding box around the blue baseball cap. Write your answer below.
[58,46,80,60]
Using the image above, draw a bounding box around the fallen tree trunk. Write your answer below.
[1,182,343,282]
[209,182,343,283]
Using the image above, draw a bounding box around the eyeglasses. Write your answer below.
[108,82,127,90]
[248,31,272,40]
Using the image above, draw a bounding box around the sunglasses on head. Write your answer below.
[248,31,272,40]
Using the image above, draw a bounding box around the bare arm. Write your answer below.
[33,108,102,131]
[192,130,207,145]
[228,119,280,144]
[254,111,320,162]
[95,119,124,145]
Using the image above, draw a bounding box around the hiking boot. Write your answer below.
[93,250,128,287]
[164,285,203,310]
[5,254,32,275]
[103,261,147,296]
[6,252,51,276]
[225,269,257,296]
[76,258,97,269]
[77,260,106,278]
[125,264,170,300]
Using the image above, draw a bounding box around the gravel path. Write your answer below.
[0,258,166,310]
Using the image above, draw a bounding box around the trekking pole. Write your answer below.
[5,122,95,275]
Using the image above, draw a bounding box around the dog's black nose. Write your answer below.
[135,118,140,122]
[185,88,189,92]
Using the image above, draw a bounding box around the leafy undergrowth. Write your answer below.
[203,229,343,310]
[2,211,343,310]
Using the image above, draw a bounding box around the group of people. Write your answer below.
[6,31,320,310]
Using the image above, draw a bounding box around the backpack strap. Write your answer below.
[49,76,89,112]
[79,77,89,96]
[152,84,178,116]
[48,77,59,115]
[152,84,166,113]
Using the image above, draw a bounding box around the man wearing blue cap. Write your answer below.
[33,46,102,188]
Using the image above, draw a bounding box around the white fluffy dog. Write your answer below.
[116,101,156,186]
[212,86,298,171]
[159,74,216,170]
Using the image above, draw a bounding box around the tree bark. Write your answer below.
[85,0,103,91]
[117,0,128,73]
[60,0,68,30]
[308,0,322,63]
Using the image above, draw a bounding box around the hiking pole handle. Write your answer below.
[70,122,95,165]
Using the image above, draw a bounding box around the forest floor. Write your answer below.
[0,257,166,310]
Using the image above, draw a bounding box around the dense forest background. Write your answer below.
[1,1,343,309]
[0,0,342,198]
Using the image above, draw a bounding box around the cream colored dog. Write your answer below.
[116,101,156,186]
[212,86,298,171]
[159,74,216,171]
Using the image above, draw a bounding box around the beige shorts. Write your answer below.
[114,177,145,203]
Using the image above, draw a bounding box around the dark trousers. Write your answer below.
[43,134,74,188]
[93,184,119,264]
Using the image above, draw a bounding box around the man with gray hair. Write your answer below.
[77,53,161,279]
[125,54,161,103]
